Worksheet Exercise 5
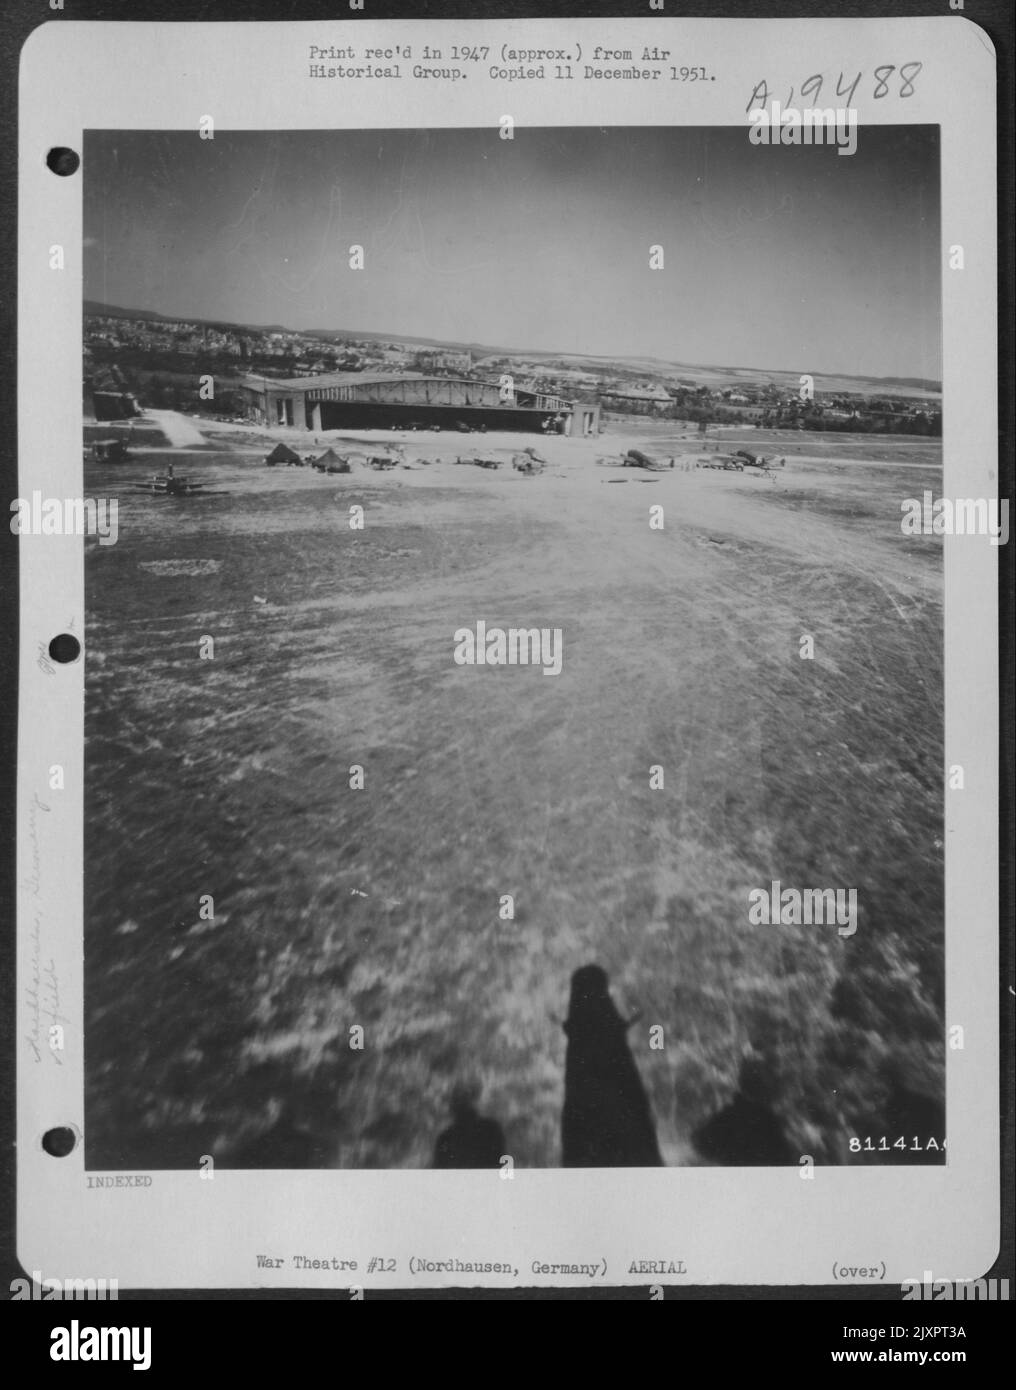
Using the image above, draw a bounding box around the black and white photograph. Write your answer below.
[80,124,947,1172]
[10,6,1007,1311]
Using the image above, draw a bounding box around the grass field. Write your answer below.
[84,422,945,1169]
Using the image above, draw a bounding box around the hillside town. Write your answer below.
[84,307,943,436]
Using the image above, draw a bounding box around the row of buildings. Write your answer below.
[239,371,602,437]
[84,312,939,436]
[85,313,472,380]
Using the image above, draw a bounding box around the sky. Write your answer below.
[83,126,941,381]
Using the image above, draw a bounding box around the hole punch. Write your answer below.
[42,1127,77,1158]
[48,633,81,664]
[46,147,80,177]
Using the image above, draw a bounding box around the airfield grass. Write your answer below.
[84,429,944,1168]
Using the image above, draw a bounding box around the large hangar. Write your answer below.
[241,371,600,436]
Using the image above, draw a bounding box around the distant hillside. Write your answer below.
[83,301,940,397]
[86,300,474,347]
[304,327,501,354]
[84,300,292,335]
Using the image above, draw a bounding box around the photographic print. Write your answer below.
[15,10,1002,1295]
[79,124,947,1173]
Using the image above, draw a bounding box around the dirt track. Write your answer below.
[84,422,945,1169]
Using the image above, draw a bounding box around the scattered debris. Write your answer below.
[139,559,223,577]
[697,455,743,471]
[622,448,670,471]
[512,452,544,475]
[737,450,786,473]
[598,449,669,472]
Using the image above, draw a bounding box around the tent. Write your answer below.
[265,442,301,466]
[315,447,351,474]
